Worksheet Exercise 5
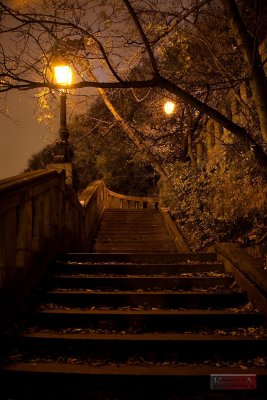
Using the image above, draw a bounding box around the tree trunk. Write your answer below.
[221,0,267,143]
[85,66,169,181]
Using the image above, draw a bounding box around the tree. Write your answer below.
[69,96,159,194]
[0,0,266,165]
[25,143,56,170]
[221,0,267,142]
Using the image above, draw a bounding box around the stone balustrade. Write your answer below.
[0,170,84,300]
[106,188,159,209]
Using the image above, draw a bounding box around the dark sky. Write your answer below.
[0,91,53,180]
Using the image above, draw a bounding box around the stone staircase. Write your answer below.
[1,209,267,399]
[93,208,176,253]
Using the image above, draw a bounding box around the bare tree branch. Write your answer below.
[122,0,160,77]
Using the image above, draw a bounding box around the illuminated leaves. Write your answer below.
[35,88,54,123]
[161,147,267,252]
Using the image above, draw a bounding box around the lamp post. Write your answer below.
[47,63,77,189]
[53,64,73,163]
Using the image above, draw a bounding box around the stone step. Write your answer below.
[95,235,170,242]
[61,253,218,263]
[36,290,247,308]
[94,240,176,245]
[95,231,169,237]
[103,208,160,212]
[24,309,264,331]
[95,230,169,237]
[6,332,267,362]
[96,227,166,234]
[93,246,178,253]
[94,242,174,247]
[52,262,226,275]
[97,222,164,226]
[2,362,266,392]
[94,240,173,244]
[99,219,163,224]
[97,221,166,226]
[93,249,175,254]
[42,276,234,290]
[100,213,163,218]
[62,253,218,263]
[95,236,173,247]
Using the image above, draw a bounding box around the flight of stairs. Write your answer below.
[1,209,267,399]
[93,208,176,253]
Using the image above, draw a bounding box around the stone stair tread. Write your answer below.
[95,229,168,234]
[94,240,173,244]
[93,247,176,251]
[53,263,225,273]
[47,276,232,281]
[102,217,161,219]
[18,332,267,342]
[55,265,224,270]
[94,250,177,254]
[35,309,257,316]
[44,289,244,296]
[96,230,170,234]
[102,209,159,212]
[2,362,267,377]
[40,290,247,308]
[44,277,233,290]
[63,253,218,261]
[98,222,164,225]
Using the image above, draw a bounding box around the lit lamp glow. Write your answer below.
[54,65,73,86]
[164,101,175,115]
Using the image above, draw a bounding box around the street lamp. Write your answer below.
[53,64,73,162]
[164,100,175,115]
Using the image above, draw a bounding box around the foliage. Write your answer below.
[25,144,56,171]
[71,96,159,195]
[160,149,267,251]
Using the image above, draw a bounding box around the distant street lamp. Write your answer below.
[164,100,175,115]
[53,64,73,163]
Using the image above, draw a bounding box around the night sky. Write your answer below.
[0,91,54,180]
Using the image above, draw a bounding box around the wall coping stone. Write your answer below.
[210,242,267,300]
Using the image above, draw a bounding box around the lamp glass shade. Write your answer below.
[54,65,73,86]
[164,101,175,115]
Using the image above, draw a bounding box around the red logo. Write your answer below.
[210,374,257,390]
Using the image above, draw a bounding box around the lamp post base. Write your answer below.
[53,139,74,163]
